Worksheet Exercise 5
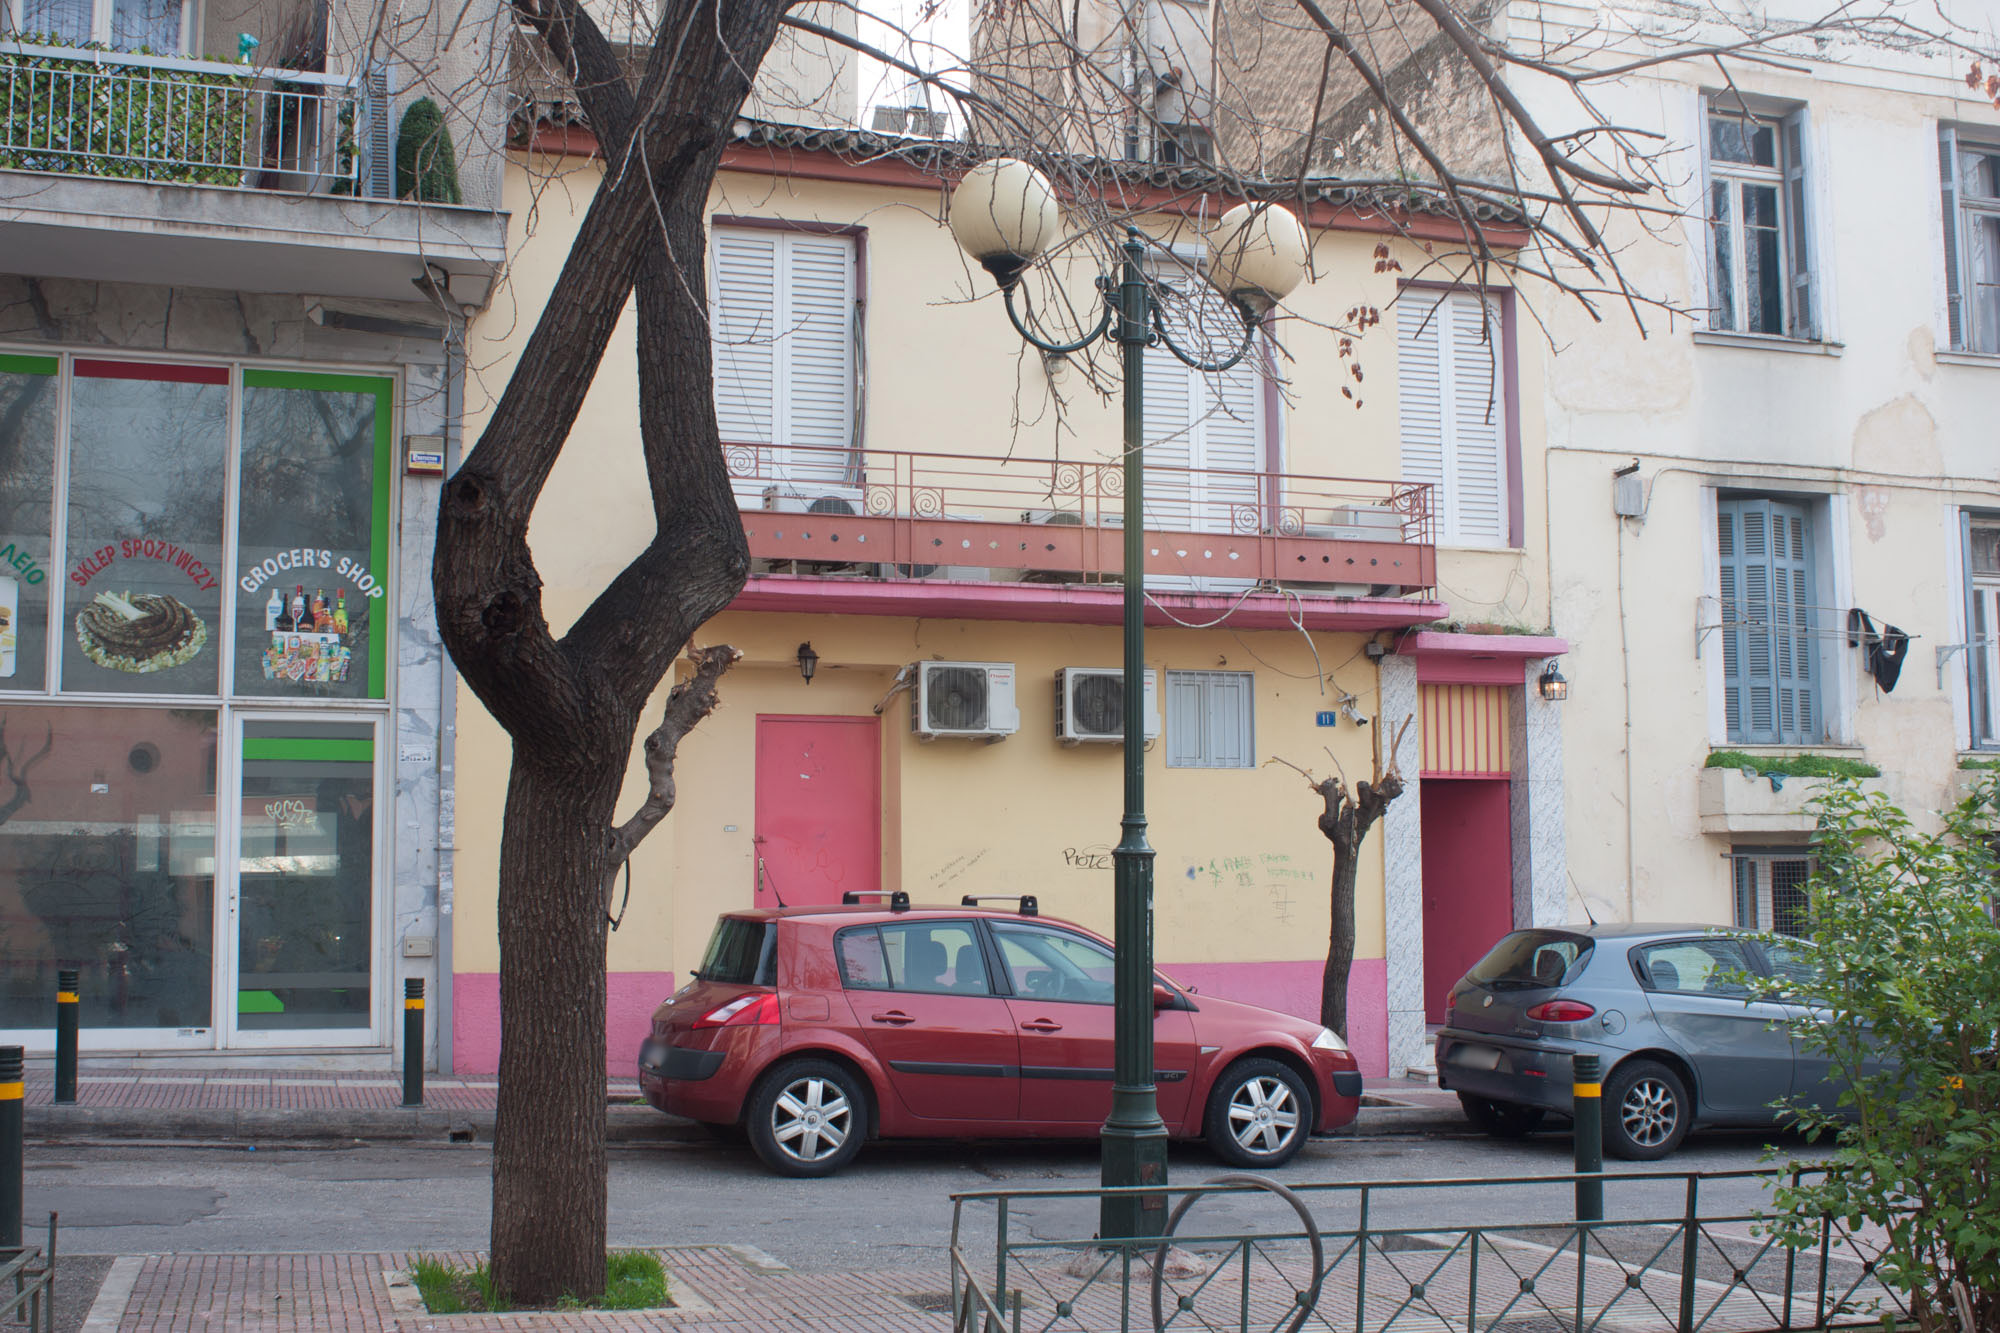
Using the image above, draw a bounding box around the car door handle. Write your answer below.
[869,1011,916,1026]
[1020,1019,1063,1033]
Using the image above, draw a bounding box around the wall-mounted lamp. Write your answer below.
[796,642,819,685]
[1538,665,1569,702]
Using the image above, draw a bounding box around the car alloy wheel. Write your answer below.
[772,1074,851,1162]
[747,1058,868,1177]
[1601,1058,1691,1161]
[1205,1058,1313,1167]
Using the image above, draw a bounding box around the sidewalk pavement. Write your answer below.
[19,1066,1468,1142]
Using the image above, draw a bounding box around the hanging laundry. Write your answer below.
[1846,609,1911,693]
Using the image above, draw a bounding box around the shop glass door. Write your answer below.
[227,717,382,1046]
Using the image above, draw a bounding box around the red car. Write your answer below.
[638,894,1363,1176]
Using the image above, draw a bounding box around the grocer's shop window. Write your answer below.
[0,355,392,701]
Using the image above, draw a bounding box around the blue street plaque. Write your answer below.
[1315,711,1338,727]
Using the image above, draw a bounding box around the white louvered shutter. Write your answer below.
[1195,353,1262,535]
[1397,294,1447,526]
[1448,293,1506,546]
[1398,290,1507,547]
[709,227,855,496]
[780,233,856,486]
[1141,341,1195,534]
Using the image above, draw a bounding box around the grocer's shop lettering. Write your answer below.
[240,550,384,599]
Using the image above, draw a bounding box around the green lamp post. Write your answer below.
[949,161,1309,1241]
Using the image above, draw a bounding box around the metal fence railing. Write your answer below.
[1,42,365,190]
[948,1170,1903,1333]
[1,1214,57,1333]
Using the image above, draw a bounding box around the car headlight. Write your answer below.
[1311,1027,1348,1053]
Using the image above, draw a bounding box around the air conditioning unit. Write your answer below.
[764,488,860,516]
[911,661,1019,740]
[1022,508,1122,528]
[878,563,995,581]
[1055,667,1160,745]
[1301,504,1407,597]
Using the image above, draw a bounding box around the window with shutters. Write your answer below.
[1732,849,1814,937]
[1144,256,1264,540]
[1717,496,1821,745]
[1704,101,1814,338]
[1965,520,2000,746]
[708,226,857,498]
[1396,288,1509,547]
[1939,128,2000,354]
[1165,670,1254,768]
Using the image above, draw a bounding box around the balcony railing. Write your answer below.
[730,441,1436,593]
[0,42,368,191]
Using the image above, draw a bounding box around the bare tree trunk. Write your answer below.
[1321,820,1362,1037]
[488,757,623,1300]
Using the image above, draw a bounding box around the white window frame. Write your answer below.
[1396,287,1510,548]
[5,0,193,52]
[1941,125,2000,354]
[1164,669,1254,769]
[1965,517,2000,748]
[1702,98,1814,339]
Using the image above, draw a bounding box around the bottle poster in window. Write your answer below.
[257,580,361,685]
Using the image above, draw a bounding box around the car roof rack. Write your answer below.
[841,890,910,912]
[961,894,1038,917]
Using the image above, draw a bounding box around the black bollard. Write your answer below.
[1,1045,22,1249]
[402,979,424,1107]
[55,969,78,1105]
[1573,1053,1603,1222]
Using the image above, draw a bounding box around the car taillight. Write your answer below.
[692,992,780,1029]
[1526,1000,1596,1023]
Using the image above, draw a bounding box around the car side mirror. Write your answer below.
[1152,983,1176,1009]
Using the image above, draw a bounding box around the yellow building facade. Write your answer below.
[451,123,1566,1081]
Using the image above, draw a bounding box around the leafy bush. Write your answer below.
[0,40,253,183]
[1705,749,1882,779]
[394,96,461,203]
[1762,779,1999,1333]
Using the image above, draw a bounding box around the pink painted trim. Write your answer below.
[1402,630,1568,659]
[1163,958,1388,1078]
[452,971,676,1077]
[1417,658,1531,685]
[732,575,1448,631]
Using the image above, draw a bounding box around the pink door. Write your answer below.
[1420,779,1515,1024]
[754,716,880,909]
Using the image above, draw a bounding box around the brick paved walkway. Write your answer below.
[105,1249,949,1333]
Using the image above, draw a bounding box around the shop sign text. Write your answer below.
[239,549,385,600]
[71,539,218,592]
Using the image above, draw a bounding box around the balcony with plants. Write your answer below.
[0,5,505,304]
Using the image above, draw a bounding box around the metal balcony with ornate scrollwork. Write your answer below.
[726,441,1444,628]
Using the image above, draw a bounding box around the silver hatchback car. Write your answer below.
[1435,923,1844,1159]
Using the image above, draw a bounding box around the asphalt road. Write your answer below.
[24,1126,1829,1273]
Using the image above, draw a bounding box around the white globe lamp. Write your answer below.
[1206,202,1310,315]
[949,158,1061,291]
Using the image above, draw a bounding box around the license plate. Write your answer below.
[1449,1043,1502,1072]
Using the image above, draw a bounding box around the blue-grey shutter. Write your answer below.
[1732,855,1757,928]
[1206,673,1253,768]
[1166,672,1205,768]
[1719,497,1816,745]
[1942,126,1966,350]
[1782,109,1813,337]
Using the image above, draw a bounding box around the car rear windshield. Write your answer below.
[698,917,777,986]
[1466,930,1593,990]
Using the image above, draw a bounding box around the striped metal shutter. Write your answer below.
[1196,347,1262,534]
[1165,670,1254,768]
[1718,498,1817,744]
[1141,339,1196,533]
[710,228,855,493]
[361,68,394,199]
[1398,290,1505,546]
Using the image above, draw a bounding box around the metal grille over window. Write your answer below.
[1734,851,1815,936]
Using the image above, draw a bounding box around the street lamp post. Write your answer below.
[950,163,1308,1242]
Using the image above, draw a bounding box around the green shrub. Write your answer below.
[1959,755,2000,771]
[1759,779,1999,1333]
[394,96,461,203]
[1704,749,1881,779]
[0,40,252,184]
